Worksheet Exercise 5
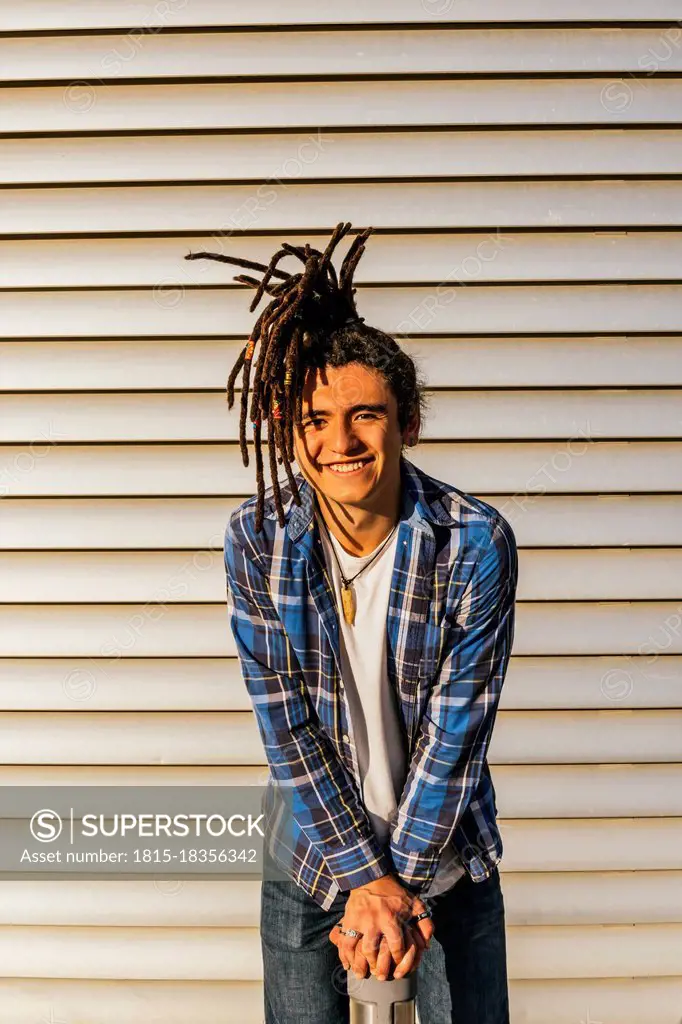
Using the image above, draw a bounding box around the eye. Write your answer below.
[304,412,374,428]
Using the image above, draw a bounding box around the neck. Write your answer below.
[314,469,402,557]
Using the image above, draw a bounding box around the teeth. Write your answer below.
[329,460,369,473]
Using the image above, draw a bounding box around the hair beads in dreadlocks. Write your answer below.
[184,221,374,532]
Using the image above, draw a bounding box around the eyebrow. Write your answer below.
[302,402,389,420]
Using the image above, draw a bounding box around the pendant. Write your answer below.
[341,583,355,626]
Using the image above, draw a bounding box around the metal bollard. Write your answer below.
[347,970,418,1023]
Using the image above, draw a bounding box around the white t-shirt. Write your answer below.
[316,509,465,898]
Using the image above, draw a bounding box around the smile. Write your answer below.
[326,458,373,475]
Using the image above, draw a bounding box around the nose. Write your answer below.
[330,416,363,456]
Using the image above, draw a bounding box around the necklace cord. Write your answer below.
[319,515,399,586]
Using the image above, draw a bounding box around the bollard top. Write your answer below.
[348,966,417,999]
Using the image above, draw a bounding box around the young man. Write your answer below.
[196,223,518,1023]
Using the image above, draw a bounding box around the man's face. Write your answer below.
[293,361,417,509]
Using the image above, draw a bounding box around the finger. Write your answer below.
[380,918,407,967]
[337,925,362,964]
[373,935,393,982]
[351,945,370,979]
[330,925,353,970]
[333,925,360,962]
[393,940,417,980]
[408,921,425,955]
[410,897,435,947]
[339,934,362,970]
[407,923,426,971]
[360,931,382,973]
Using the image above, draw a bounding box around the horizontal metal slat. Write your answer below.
[0,709,679,763]
[0,979,263,1024]
[0,765,676,817]
[2,494,682,549]
[4,129,681,185]
[1,547,682,601]
[3,389,681,442]
[0,600,681,655]
[4,181,682,234]
[4,232,682,288]
[520,549,682,599]
[1,869,681,925]
[501,818,682,873]
[509,978,682,1024]
[496,764,682,817]
[0,764,268,785]
[3,0,681,31]
[2,78,681,134]
[0,655,679,711]
[0,925,260,980]
[0,977,680,1024]
[3,285,682,337]
[3,337,682,391]
[4,762,682,819]
[4,27,682,81]
[0,921,678,979]
[1,441,679,496]
[502,655,682,710]
[506,923,682,979]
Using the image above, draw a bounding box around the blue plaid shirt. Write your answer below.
[225,454,518,911]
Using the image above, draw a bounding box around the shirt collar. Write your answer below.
[283,453,457,543]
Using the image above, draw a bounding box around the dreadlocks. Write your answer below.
[185,221,427,533]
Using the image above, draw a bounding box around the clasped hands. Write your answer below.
[328,872,434,982]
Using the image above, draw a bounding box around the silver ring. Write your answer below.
[412,909,432,922]
[338,926,362,938]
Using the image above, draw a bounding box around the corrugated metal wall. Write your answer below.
[1,2,681,1021]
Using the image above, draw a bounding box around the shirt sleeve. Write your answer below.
[224,516,392,892]
[388,513,518,891]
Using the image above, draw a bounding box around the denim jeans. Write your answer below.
[259,851,510,1024]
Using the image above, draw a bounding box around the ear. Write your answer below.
[401,407,421,447]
